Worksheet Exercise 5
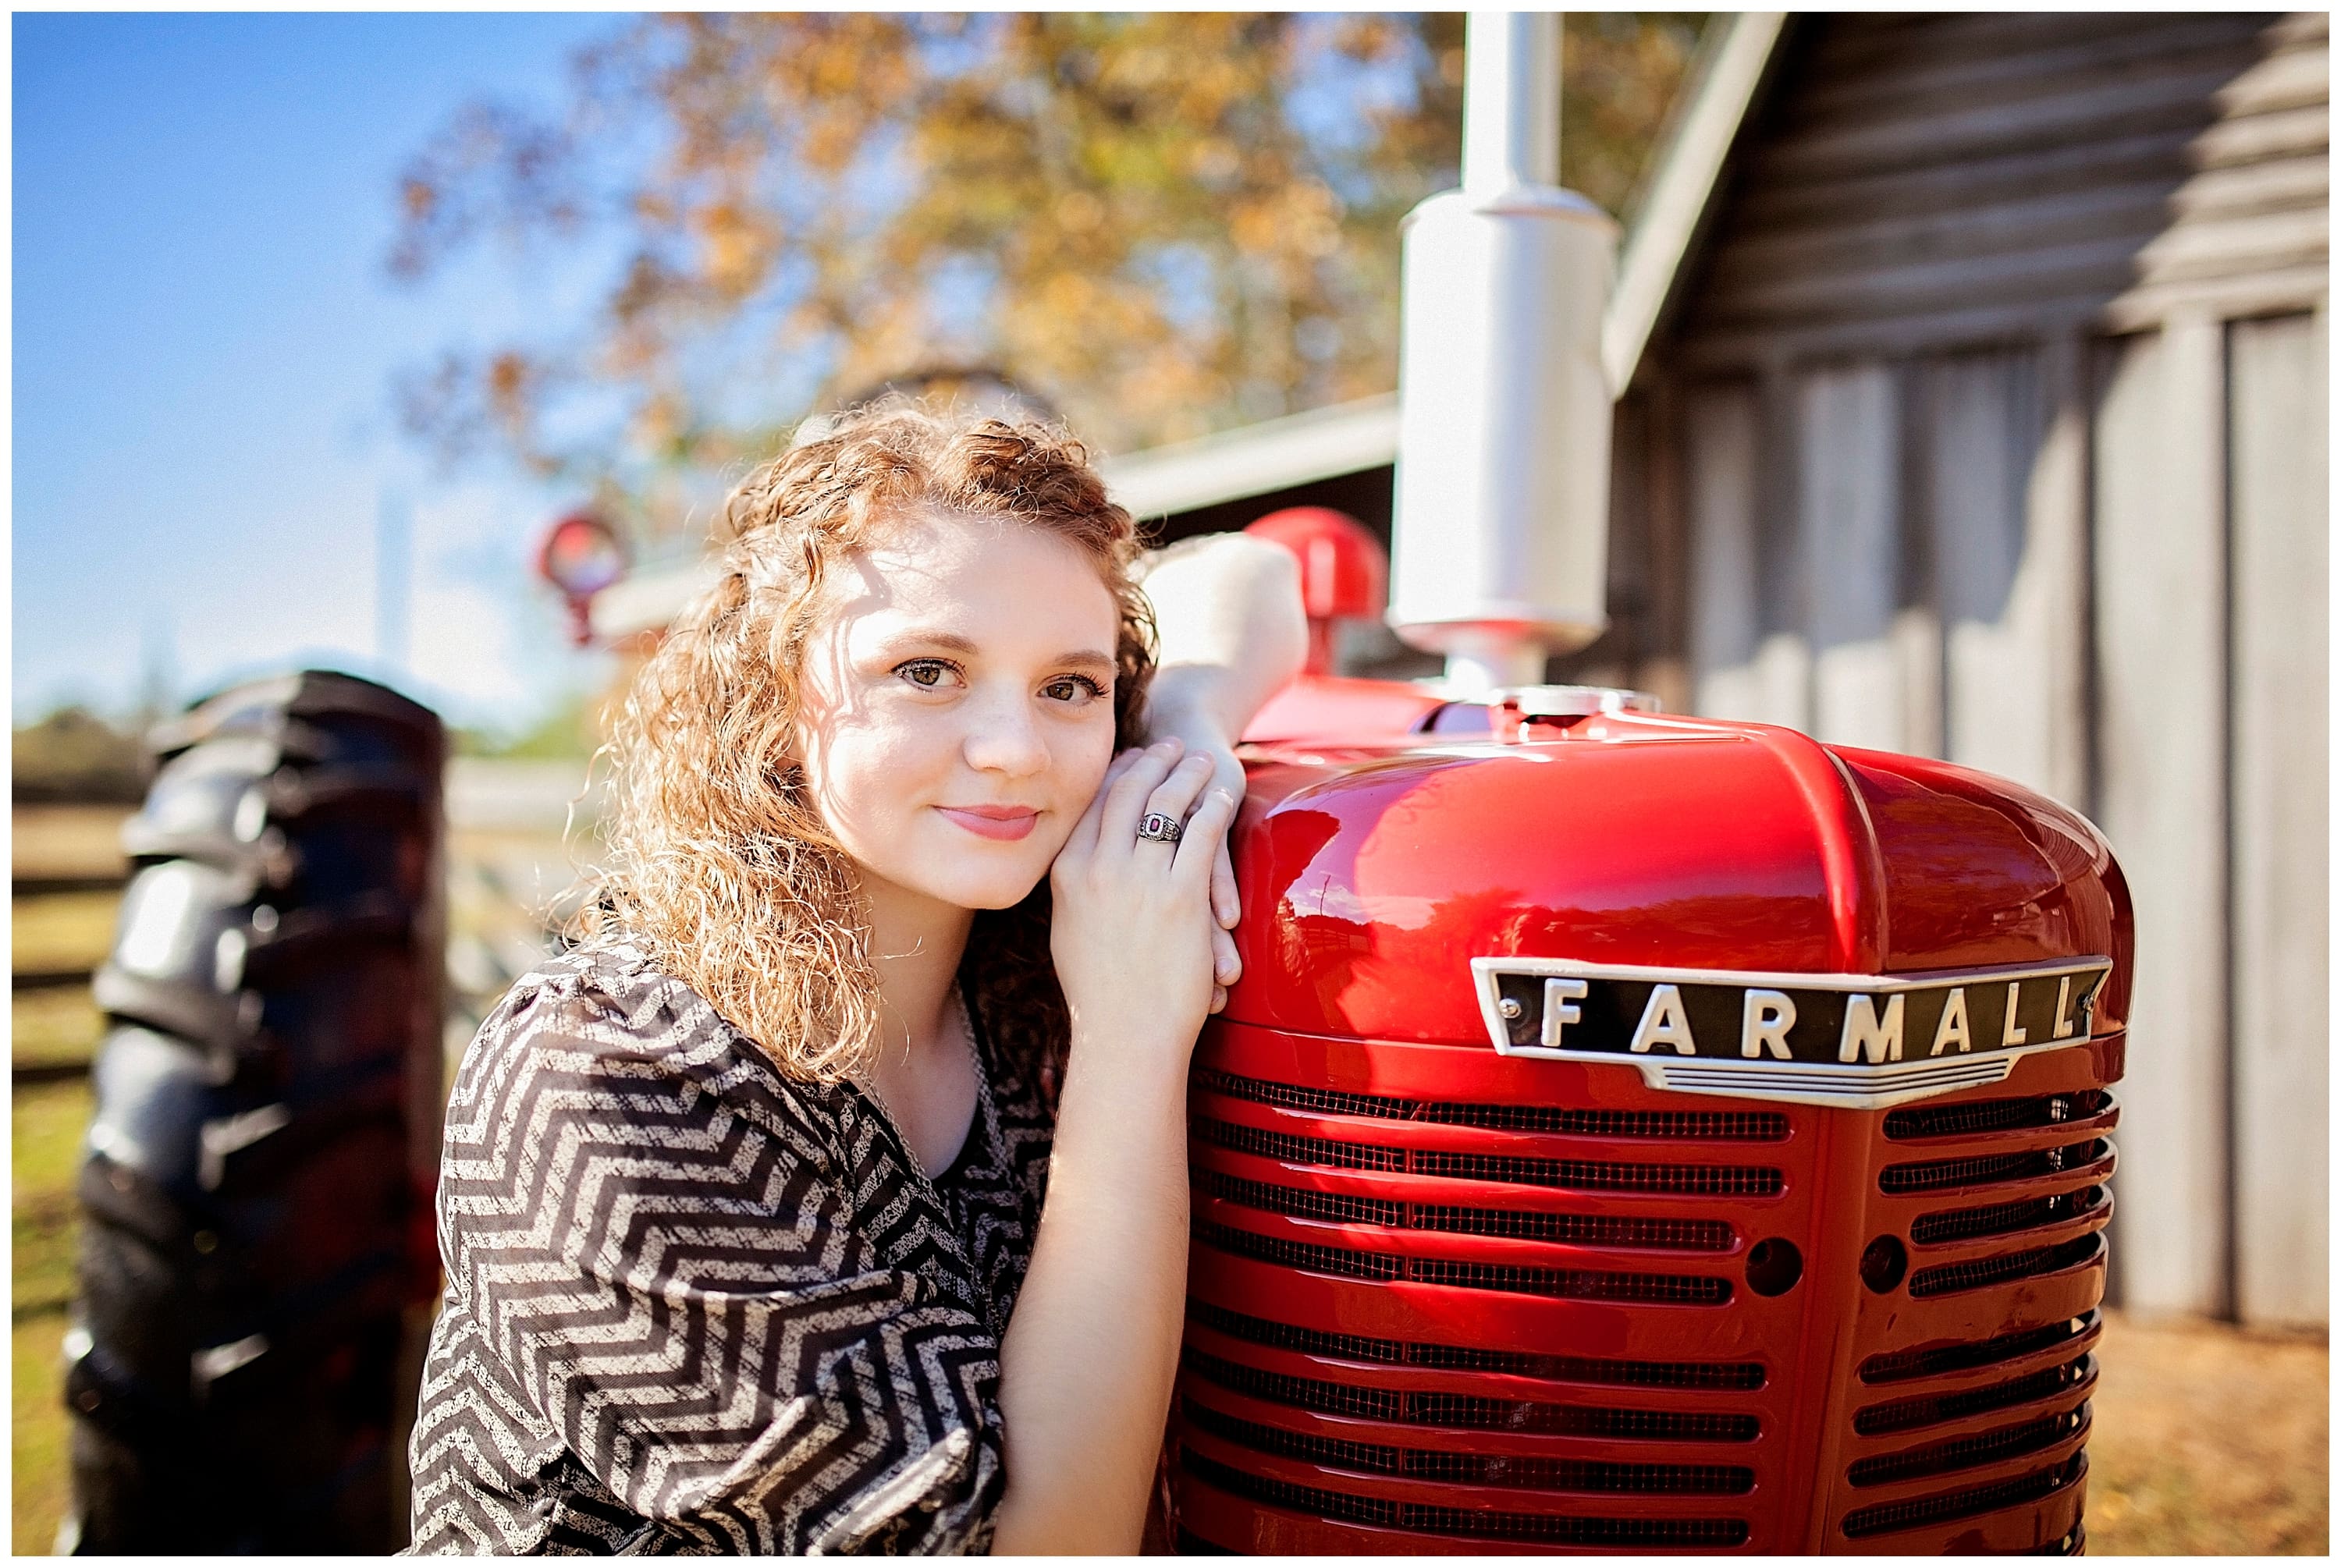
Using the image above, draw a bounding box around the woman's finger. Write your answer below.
[1135,753,1216,854]
[1210,984,1228,1015]
[1063,747,1142,861]
[1212,924,1242,989]
[1099,738,1181,848]
[1200,747,1246,928]
[1171,787,1238,883]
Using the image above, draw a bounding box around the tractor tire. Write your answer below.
[64,671,446,1553]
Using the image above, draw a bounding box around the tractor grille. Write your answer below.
[1196,1117,1785,1196]
[1184,1346,1760,1442]
[1184,1403,1757,1495]
[1181,1042,2115,1552]
[1195,1219,1732,1304]
[1878,1138,2108,1194]
[1847,1404,2090,1487]
[1861,1313,2098,1384]
[1196,1169,1735,1251]
[1839,1074,2112,1548]
[1910,1186,2106,1245]
[1841,1455,2087,1539]
[1884,1091,2113,1141]
[1199,1069,1789,1141]
[1855,1356,2095,1435]
[1908,1234,2105,1298]
[1187,1301,1766,1390]
[1180,1454,1753,1548]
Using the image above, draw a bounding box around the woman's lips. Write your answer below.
[936,805,1040,842]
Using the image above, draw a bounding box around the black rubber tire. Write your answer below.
[66,672,445,1554]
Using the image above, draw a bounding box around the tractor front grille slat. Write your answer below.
[1884,1091,2112,1141]
[1910,1187,2107,1246]
[1860,1314,2098,1385]
[1197,1118,1785,1197]
[1185,1403,1757,1495]
[1847,1404,2088,1487]
[1197,1169,1735,1251]
[1181,1453,1753,1547]
[1907,1235,2102,1298]
[1855,1356,2094,1435]
[1185,1346,1761,1442]
[1840,1456,2086,1539]
[1188,1301,1767,1391]
[1195,1219,1732,1304]
[1878,1139,2107,1194]
[1198,1070,1790,1141]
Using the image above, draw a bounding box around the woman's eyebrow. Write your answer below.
[1053,648,1118,674]
[890,630,982,657]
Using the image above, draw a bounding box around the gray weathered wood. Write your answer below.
[2091,317,2233,1317]
[1684,12,2325,363]
[2227,309,2329,1327]
[1931,351,2031,781]
[1685,381,1780,722]
[2027,334,2092,811]
[1799,363,1910,750]
[1630,8,2330,1325]
[1926,344,2089,806]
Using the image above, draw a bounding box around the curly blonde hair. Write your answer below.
[585,401,1156,1088]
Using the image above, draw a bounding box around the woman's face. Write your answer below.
[794,507,1123,914]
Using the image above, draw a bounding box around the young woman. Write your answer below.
[406,404,1305,1554]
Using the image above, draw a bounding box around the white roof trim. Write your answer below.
[1102,392,1400,520]
[593,19,1783,642]
[1603,12,1788,394]
[592,557,719,640]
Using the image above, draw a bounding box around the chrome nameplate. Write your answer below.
[1471,956,2113,1110]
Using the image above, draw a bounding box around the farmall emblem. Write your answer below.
[1472,956,2113,1110]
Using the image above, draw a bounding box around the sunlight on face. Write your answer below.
[794,508,1122,916]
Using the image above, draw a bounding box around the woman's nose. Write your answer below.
[961,694,1050,777]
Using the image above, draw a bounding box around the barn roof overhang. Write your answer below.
[591,14,1788,643]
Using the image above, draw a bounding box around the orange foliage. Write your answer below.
[389,12,1704,530]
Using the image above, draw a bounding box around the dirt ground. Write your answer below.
[2083,1309,2329,1554]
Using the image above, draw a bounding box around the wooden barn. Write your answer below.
[597,12,2330,1326]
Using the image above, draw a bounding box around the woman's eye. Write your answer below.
[1043,674,1108,703]
[894,659,958,690]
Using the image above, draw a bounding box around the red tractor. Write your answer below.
[1166,513,2127,1555]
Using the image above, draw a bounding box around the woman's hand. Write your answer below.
[1138,698,1246,1009]
[998,739,1229,1554]
[1049,738,1238,1056]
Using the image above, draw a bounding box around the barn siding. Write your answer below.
[2226,310,2329,1326]
[2091,318,2234,1318]
[1638,12,2329,1323]
[1670,12,2327,367]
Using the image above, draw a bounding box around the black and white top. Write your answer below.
[405,944,1057,1555]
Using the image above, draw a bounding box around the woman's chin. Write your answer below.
[905,862,1050,913]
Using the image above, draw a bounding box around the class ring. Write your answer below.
[1137,811,1183,846]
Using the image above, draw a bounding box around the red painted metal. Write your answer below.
[1245,507,1391,676]
[1170,675,2131,1554]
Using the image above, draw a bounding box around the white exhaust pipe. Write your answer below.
[1387,12,1620,695]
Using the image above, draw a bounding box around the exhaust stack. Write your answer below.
[1387,12,1620,694]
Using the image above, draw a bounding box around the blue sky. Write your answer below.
[13,12,632,732]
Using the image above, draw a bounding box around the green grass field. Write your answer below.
[14,1075,91,1554]
[11,892,119,974]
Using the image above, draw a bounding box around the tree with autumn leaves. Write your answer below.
[391,12,1706,537]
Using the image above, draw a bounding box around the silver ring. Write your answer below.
[1137,811,1183,846]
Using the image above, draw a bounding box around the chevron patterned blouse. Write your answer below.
[406,943,1056,1554]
